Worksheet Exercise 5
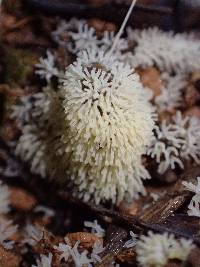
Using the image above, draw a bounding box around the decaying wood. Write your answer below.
[139,192,190,224]
[139,214,200,245]
[95,225,127,267]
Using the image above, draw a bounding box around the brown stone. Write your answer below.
[137,67,163,97]
[10,187,37,211]
[66,232,103,250]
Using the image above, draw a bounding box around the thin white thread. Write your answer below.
[109,0,137,55]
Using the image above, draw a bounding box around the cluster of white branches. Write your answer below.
[54,238,104,267]
[124,231,138,248]
[52,18,128,56]
[52,20,200,77]
[84,220,105,237]
[11,88,50,126]
[155,72,187,112]
[126,27,200,74]
[35,51,59,83]
[11,88,51,178]
[183,177,200,217]
[148,112,200,174]
[23,224,43,246]
[51,20,200,115]
[32,253,53,267]
[136,231,194,267]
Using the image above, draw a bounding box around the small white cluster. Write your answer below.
[127,27,200,74]
[183,177,200,217]
[136,231,193,267]
[0,153,21,177]
[52,18,128,55]
[35,51,59,83]
[12,88,51,178]
[0,218,18,250]
[34,205,55,220]
[155,73,187,112]
[90,240,104,263]
[124,231,138,248]
[148,111,200,174]
[15,124,47,177]
[84,220,105,237]
[0,181,10,214]
[54,238,102,266]
[23,224,43,246]
[11,88,50,126]
[32,253,53,267]
[52,18,97,53]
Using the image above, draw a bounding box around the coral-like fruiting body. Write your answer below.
[52,18,128,55]
[46,48,155,204]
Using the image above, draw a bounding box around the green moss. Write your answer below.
[4,48,39,86]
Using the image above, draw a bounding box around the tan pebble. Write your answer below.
[118,201,139,216]
[66,232,103,249]
[10,187,37,211]
[137,67,163,97]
